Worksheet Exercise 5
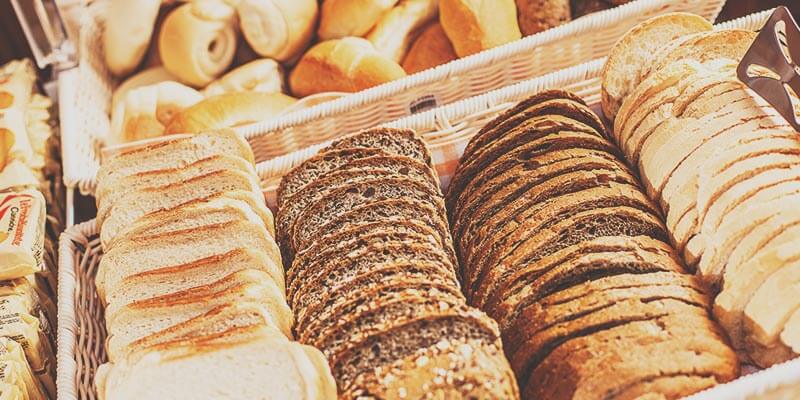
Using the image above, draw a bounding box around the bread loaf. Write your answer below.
[318,0,399,40]
[402,22,457,74]
[439,0,522,57]
[164,92,296,134]
[289,37,407,97]
[158,0,238,87]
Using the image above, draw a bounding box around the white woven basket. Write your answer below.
[60,0,726,196]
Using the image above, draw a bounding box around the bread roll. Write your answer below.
[203,59,285,96]
[439,0,521,57]
[515,0,571,36]
[111,67,177,119]
[402,22,457,74]
[109,81,203,145]
[235,0,318,62]
[289,37,407,97]
[366,0,439,63]
[158,0,238,87]
[164,92,296,134]
[103,0,161,77]
[318,0,399,40]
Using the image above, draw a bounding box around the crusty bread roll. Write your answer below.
[110,81,203,145]
[289,37,407,97]
[158,0,239,87]
[318,0,399,40]
[111,67,177,119]
[103,0,161,77]
[402,22,457,74]
[366,0,439,63]
[515,0,571,36]
[235,0,318,62]
[203,59,285,96]
[439,0,521,57]
[164,92,296,134]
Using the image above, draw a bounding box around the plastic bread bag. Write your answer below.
[0,189,45,280]
[0,383,22,400]
[0,61,36,167]
[0,161,39,193]
[0,292,55,398]
[0,338,46,400]
[0,280,55,346]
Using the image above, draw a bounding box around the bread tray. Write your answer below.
[60,0,727,199]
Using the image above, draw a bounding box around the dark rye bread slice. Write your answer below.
[291,241,458,314]
[452,133,625,245]
[312,291,468,359]
[456,98,607,175]
[292,198,451,256]
[277,163,439,256]
[329,127,434,168]
[458,157,639,267]
[288,233,455,307]
[464,179,654,295]
[341,339,519,400]
[503,270,708,353]
[276,147,390,207]
[458,91,599,168]
[526,312,735,399]
[287,220,444,289]
[446,116,603,212]
[290,177,446,253]
[473,207,668,307]
[297,280,465,343]
[510,297,712,390]
[328,305,501,390]
[526,319,736,399]
[293,262,460,337]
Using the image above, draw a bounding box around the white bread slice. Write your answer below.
[744,259,800,349]
[715,240,800,351]
[647,30,755,78]
[105,270,292,361]
[109,191,276,249]
[103,248,284,322]
[97,129,254,192]
[97,219,280,302]
[97,326,336,400]
[96,154,256,225]
[600,12,712,121]
[100,169,263,248]
[727,221,800,291]
[781,309,800,353]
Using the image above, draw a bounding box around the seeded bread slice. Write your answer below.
[341,339,518,400]
[329,127,434,167]
[290,177,446,254]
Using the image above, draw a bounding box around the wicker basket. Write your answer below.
[60,0,727,196]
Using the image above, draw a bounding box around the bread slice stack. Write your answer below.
[602,13,800,368]
[445,90,739,399]
[93,130,336,399]
[277,128,519,399]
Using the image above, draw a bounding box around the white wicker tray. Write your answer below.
[60,0,727,196]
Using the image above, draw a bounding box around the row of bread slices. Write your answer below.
[601,12,800,367]
[105,0,631,145]
[444,90,740,399]
[92,131,335,399]
[275,128,520,398]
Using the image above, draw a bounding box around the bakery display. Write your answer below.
[601,12,800,368]
[276,128,519,398]
[445,90,739,398]
[0,59,63,399]
[94,130,336,399]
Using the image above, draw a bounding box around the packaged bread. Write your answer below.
[0,190,45,281]
[289,37,407,97]
[439,0,522,57]
[0,337,46,400]
[203,59,286,96]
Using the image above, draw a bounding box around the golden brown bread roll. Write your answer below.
[515,0,571,36]
[439,0,522,57]
[103,0,162,77]
[318,0,400,40]
[235,0,318,62]
[164,92,296,134]
[402,22,457,74]
[203,59,286,96]
[289,37,407,97]
[366,0,439,63]
[158,0,238,87]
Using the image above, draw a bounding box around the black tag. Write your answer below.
[737,6,800,132]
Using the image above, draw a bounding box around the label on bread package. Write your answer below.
[0,190,45,280]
